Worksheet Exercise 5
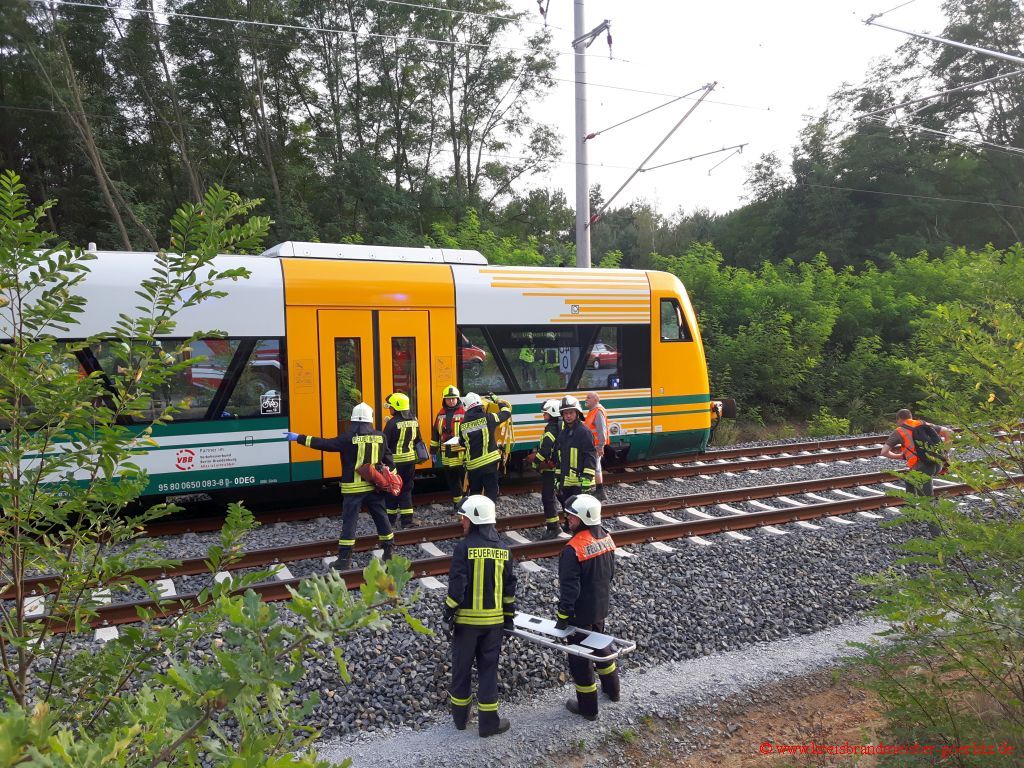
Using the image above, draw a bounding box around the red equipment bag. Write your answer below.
[357,463,402,496]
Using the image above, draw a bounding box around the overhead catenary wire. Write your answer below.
[20,0,776,113]
[641,143,748,173]
[864,16,1024,67]
[861,115,1024,157]
[28,0,581,58]
[857,69,1024,119]
[584,86,706,141]
[799,181,1024,211]
[371,0,561,29]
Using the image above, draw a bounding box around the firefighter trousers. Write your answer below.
[449,624,505,731]
[467,465,500,502]
[541,471,559,524]
[338,490,393,560]
[443,465,466,510]
[386,463,417,522]
[567,622,620,718]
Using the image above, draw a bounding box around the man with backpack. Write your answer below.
[879,409,952,496]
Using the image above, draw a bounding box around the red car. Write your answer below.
[588,342,619,369]
[459,335,487,377]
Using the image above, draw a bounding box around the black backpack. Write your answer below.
[910,422,947,474]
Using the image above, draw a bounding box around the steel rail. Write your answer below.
[6,470,899,600]
[144,435,886,536]
[40,477,1017,635]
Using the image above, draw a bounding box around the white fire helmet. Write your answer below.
[564,494,601,526]
[351,402,374,423]
[462,392,483,410]
[542,399,560,418]
[459,494,497,525]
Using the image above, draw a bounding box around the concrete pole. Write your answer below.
[573,0,591,268]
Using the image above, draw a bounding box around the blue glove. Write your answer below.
[283,431,299,442]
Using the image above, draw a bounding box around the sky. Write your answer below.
[507,0,946,217]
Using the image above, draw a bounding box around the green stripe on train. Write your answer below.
[652,394,711,405]
[146,416,289,437]
[512,427,708,460]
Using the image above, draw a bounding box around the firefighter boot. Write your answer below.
[331,549,352,572]
[399,514,418,529]
[478,710,510,738]
[380,541,394,562]
[541,522,561,540]
[387,513,399,527]
[450,702,470,731]
[592,484,607,502]
[566,694,598,721]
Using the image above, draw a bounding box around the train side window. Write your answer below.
[390,337,417,414]
[579,326,622,390]
[660,298,693,342]
[334,338,363,433]
[222,339,284,418]
[458,328,510,395]
[92,338,238,421]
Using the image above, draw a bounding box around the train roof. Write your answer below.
[262,241,487,265]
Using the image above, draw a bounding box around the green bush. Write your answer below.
[806,407,850,437]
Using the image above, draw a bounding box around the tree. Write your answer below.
[0,171,422,765]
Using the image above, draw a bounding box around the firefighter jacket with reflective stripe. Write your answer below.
[533,418,560,474]
[558,527,615,625]
[584,404,610,446]
[299,424,393,494]
[458,401,512,471]
[557,420,597,490]
[383,411,423,465]
[431,405,466,467]
[445,526,517,626]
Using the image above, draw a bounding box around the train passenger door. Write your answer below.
[317,310,376,480]
[379,311,431,466]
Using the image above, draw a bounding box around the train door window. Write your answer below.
[390,337,417,414]
[334,338,363,433]
[222,339,285,417]
[458,328,510,394]
[660,298,693,342]
[579,326,622,390]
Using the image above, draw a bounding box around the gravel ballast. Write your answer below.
[316,619,891,768]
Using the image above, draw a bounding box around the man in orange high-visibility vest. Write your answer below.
[584,392,609,501]
[879,408,952,496]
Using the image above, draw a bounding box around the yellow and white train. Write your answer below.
[58,242,729,499]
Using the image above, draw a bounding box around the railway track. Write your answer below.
[144,433,888,537]
[22,470,1017,636]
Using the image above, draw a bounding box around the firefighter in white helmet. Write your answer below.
[458,392,512,501]
[285,402,394,570]
[556,494,620,720]
[443,495,516,737]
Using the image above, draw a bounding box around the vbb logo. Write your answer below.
[175,448,196,471]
